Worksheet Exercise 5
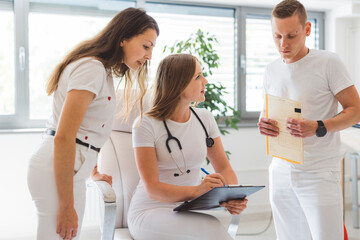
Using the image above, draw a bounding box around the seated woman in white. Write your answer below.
[128,54,247,240]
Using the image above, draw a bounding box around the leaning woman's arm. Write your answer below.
[207,136,238,185]
[54,90,94,239]
[134,147,225,203]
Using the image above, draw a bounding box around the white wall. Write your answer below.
[221,128,271,211]
[0,133,102,239]
[0,129,270,239]
[349,18,360,92]
[0,133,40,239]
[1,124,358,240]
[325,4,360,207]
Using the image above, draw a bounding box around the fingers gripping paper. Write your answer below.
[265,94,304,164]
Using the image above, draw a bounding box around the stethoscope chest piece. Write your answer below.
[206,137,214,147]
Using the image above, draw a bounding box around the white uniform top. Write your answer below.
[264,49,353,171]
[46,57,116,148]
[128,108,220,218]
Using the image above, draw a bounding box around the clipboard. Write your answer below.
[173,185,265,212]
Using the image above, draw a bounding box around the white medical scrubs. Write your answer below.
[27,58,116,240]
[263,49,353,240]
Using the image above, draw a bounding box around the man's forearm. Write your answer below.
[324,106,360,133]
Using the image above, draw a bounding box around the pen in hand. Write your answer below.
[201,168,226,187]
[201,168,210,175]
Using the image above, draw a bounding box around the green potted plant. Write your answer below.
[163,29,241,161]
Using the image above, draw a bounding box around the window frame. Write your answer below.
[0,0,325,129]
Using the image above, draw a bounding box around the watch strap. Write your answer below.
[317,120,324,127]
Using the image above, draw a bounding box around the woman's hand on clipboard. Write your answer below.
[220,198,248,215]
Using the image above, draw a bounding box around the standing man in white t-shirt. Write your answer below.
[258,0,360,239]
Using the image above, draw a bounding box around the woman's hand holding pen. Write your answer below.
[197,173,226,196]
[220,198,248,215]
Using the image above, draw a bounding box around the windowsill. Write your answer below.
[0,128,46,134]
[1,121,259,134]
[236,120,258,128]
[217,119,258,128]
[0,120,259,134]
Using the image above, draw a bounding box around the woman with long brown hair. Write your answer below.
[128,54,247,239]
[27,8,158,240]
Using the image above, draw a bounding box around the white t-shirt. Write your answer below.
[264,49,353,171]
[128,107,220,217]
[46,57,116,148]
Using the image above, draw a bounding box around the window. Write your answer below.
[239,8,324,119]
[0,1,324,129]
[0,1,14,116]
[28,13,112,119]
[146,3,235,110]
[0,0,134,129]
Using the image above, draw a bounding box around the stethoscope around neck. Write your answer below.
[163,107,214,177]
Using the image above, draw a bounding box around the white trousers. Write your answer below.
[27,135,98,240]
[128,207,233,240]
[269,160,343,240]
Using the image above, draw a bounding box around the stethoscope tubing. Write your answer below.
[162,107,214,177]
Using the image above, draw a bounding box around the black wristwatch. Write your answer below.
[315,120,327,137]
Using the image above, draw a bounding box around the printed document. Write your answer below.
[265,94,303,164]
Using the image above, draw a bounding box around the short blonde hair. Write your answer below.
[272,0,307,26]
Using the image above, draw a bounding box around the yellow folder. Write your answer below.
[265,94,304,164]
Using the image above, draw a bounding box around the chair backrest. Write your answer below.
[100,130,139,228]
[99,89,152,228]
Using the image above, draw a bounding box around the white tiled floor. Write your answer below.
[79,208,360,240]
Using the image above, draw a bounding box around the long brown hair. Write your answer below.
[272,0,307,26]
[46,7,159,117]
[146,54,197,120]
